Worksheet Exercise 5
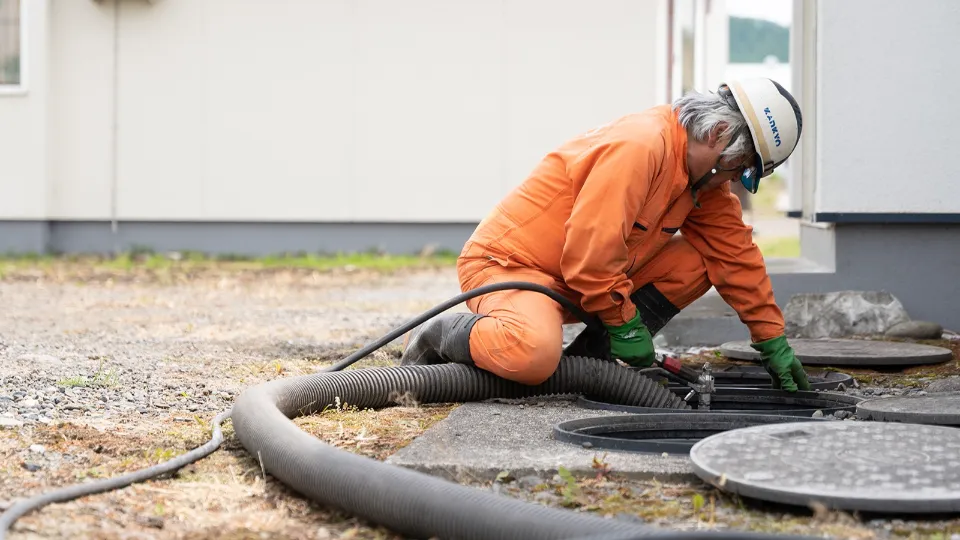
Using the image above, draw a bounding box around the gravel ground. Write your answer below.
[2,261,960,539]
[0,266,463,431]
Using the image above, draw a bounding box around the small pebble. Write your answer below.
[517,475,543,489]
[29,444,45,454]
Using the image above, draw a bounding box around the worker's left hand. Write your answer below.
[750,335,812,392]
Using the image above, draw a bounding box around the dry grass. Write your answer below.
[296,401,458,461]
[1,402,457,539]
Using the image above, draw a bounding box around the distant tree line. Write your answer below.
[729,16,789,63]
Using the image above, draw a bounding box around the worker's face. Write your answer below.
[702,153,754,192]
[691,124,758,193]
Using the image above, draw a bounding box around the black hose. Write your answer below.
[0,409,232,540]
[319,280,602,373]
[230,357,690,540]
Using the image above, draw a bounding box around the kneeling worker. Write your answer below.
[401,78,811,392]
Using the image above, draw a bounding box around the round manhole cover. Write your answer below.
[719,338,953,367]
[857,392,960,426]
[690,421,960,513]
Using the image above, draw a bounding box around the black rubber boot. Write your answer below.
[562,284,681,360]
[400,312,484,367]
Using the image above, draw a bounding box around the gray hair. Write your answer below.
[672,90,754,161]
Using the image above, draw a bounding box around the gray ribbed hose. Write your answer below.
[231,356,689,540]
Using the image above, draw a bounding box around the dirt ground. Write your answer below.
[2,259,960,539]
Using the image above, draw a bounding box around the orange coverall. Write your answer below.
[456,104,785,385]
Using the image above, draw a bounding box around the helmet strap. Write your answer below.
[689,163,720,209]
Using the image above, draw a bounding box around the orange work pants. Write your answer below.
[456,235,711,385]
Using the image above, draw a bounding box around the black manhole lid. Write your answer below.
[690,421,960,513]
[579,389,862,417]
[719,338,953,367]
[639,365,854,391]
[857,392,960,426]
[552,413,825,455]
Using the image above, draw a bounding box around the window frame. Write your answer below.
[0,0,27,96]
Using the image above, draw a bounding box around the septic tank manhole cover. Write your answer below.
[690,421,960,513]
[857,392,960,426]
[719,338,953,367]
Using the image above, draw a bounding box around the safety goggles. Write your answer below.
[739,161,761,194]
[716,154,762,194]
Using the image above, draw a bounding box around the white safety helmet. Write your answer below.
[719,78,802,193]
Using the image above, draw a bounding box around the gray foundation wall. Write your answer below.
[0,220,480,257]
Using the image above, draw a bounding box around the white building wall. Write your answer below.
[33,0,668,224]
[0,0,47,219]
[47,0,115,219]
[815,0,960,216]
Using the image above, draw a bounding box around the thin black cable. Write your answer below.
[318,281,601,373]
[0,409,232,540]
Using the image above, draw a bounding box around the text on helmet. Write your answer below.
[763,107,781,147]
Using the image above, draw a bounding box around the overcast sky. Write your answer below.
[725,0,793,26]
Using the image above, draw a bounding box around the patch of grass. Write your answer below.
[755,236,800,258]
[56,357,121,388]
[0,247,459,280]
[295,400,458,460]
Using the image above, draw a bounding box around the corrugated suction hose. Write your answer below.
[231,356,691,540]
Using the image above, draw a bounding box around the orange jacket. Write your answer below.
[462,104,784,342]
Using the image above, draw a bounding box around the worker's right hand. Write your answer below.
[750,335,812,392]
[604,312,656,367]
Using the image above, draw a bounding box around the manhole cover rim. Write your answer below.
[856,392,960,425]
[578,389,863,417]
[553,413,825,455]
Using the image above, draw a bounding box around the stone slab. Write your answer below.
[783,291,910,339]
[719,338,953,367]
[856,392,960,426]
[690,421,960,513]
[386,398,695,482]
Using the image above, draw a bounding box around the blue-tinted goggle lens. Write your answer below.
[740,166,761,194]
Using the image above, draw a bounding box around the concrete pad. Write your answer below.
[386,398,695,482]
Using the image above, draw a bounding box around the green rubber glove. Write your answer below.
[604,312,656,367]
[750,335,812,392]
